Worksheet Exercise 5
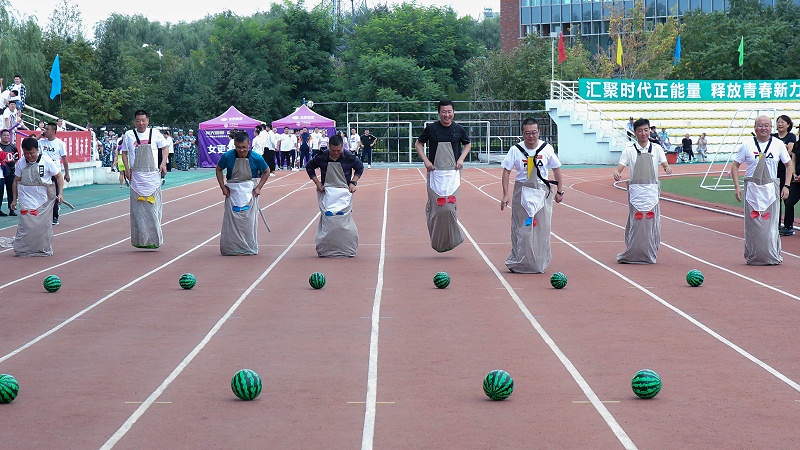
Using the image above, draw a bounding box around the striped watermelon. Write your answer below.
[309,272,326,290]
[43,275,61,293]
[686,269,704,287]
[231,369,262,401]
[0,374,19,404]
[631,369,661,399]
[433,272,450,289]
[483,370,514,401]
[179,273,196,290]
[550,272,567,289]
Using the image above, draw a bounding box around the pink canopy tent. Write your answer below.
[197,106,263,167]
[272,105,336,138]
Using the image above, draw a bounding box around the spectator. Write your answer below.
[2,101,21,131]
[659,127,671,152]
[773,115,796,236]
[276,126,294,170]
[319,129,329,153]
[161,129,174,174]
[697,133,708,162]
[360,129,377,168]
[57,118,67,131]
[625,117,635,140]
[299,126,312,168]
[649,126,662,146]
[0,129,18,216]
[39,122,70,225]
[186,129,197,169]
[311,127,322,157]
[681,133,694,162]
[6,75,26,108]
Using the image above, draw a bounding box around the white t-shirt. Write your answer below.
[349,134,361,151]
[251,132,268,156]
[277,133,295,152]
[311,132,321,149]
[2,107,19,127]
[164,136,174,154]
[122,128,167,168]
[39,137,67,171]
[734,136,791,179]
[618,141,667,180]
[266,130,277,150]
[502,141,561,182]
[14,154,60,209]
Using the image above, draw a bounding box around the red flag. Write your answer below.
[557,33,567,64]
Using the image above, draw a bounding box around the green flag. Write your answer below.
[738,36,744,66]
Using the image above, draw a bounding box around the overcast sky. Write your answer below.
[9,0,499,37]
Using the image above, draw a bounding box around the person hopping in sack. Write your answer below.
[216,131,271,256]
[305,133,363,258]
[414,100,471,253]
[500,118,563,273]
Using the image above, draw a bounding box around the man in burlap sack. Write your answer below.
[121,109,168,249]
[612,118,672,264]
[3,137,63,256]
[500,118,563,273]
[414,100,471,253]
[732,115,794,265]
[306,133,363,257]
[216,131,270,256]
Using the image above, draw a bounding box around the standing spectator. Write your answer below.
[115,137,128,187]
[659,127,671,152]
[681,133,694,162]
[360,129,377,168]
[250,125,267,157]
[161,129,174,174]
[6,75,25,108]
[731,116,793,264]
[349,128,361,156]
[39,122,70,225]
[784,128,800,237]
[696,133,708,162]
[625,117,635,140]
[773,115,797,236]
[227,129,237,151]
[2,101,21,131]
[299,126,312,168]
[612,117,672,264]
[0,129,18,216]
[311,127,322,157]
[319,129,329,153]
[56,118,67,131]
[187,129,197,169]
[264,124,278,172]
[276,126,294,171]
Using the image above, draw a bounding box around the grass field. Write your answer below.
[660,174,742,208]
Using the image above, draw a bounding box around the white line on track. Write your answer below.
[100,212,321,449]
[0,181,313,365]
[461,171,800,397]
[361,169,390,450]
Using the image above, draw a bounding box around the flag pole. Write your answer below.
[550,32,555,82]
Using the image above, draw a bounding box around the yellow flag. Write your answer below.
[616,36,623,66]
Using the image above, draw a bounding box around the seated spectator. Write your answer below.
[696,133,708,162]
[682,133,694,161]
[659,127,671,152]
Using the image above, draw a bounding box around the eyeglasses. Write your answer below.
[523,131,539,136]
[756,124,772,129]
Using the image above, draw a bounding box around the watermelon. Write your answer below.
[43,275,61,293]
[631,369,661,399]
[231,369,262,401]
[483,370,514,401]
[433,272,450,289]
[179,273,196,290]
[0,374,19,404]
[686,269,704,287]
[550,272,567,289]
[309,272,326,290]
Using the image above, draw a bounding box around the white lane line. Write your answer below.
[361,169,390,450]
[0,182,313,364]
[464,171,800,395]
[458,222,636,450]
[100,212,321,449]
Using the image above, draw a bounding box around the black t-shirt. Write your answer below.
[772,132,797,178]
[682,138,692,150]
[360,134,377,151]
[417,121,470,163]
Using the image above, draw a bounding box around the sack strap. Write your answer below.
[515,142,559,194]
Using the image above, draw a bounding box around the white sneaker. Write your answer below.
[368,164,371,168]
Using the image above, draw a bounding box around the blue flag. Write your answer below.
[49,54,61,99]
[674,35,681,66]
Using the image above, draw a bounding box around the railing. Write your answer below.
[21,105,86,132]
[550,80,629,149]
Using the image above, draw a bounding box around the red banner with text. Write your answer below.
[15,130,93,163]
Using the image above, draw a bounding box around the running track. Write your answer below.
[1,165,799,449]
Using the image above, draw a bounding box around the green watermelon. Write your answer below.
[433,272,450,289]
[632,369,661,399]
[43,275,61,293]
[483,370,514,401]
[0,374,19,404]
[309,272,326,290]
[550,272,567,289]
[179,273,196,290]
[686,269,704,287]
[231,369,262,401]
